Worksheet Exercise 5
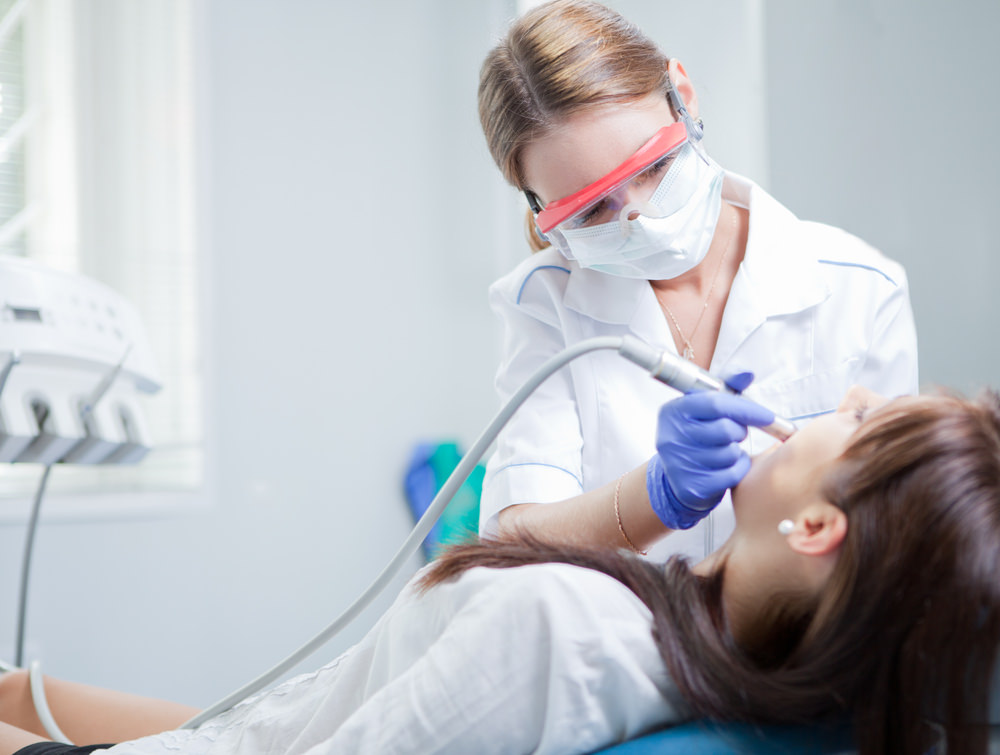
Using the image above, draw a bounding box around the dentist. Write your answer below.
[478,0,918,559]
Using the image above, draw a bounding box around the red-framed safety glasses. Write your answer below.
[534,121,688,234]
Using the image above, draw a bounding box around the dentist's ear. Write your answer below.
[784,503,847,557]
[666,59,699,121]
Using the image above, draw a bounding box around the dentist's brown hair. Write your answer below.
[479,0,671,251]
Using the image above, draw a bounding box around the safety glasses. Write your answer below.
[530,121,689,244]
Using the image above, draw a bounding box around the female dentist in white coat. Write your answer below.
[477,0,918,560]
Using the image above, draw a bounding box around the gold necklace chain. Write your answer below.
[655,210,738,362]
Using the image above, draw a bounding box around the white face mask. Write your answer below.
[558,143,725,280]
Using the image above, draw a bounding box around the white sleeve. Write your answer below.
[856,264,920,398]
[479,264,586,535]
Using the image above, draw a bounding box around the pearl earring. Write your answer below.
[778,519,795,536]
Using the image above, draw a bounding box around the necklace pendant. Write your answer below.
[682,345,695,361]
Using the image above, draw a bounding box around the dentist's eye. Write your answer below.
[570,198,610,228]
[854,404,868,423]
[632,156,674,188]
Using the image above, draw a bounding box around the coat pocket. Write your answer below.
[748,357,862,423]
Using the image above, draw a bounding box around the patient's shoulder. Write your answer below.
[461,562,651,625]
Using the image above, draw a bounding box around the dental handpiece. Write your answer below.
[618,335,797,441]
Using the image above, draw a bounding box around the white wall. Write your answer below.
[0,0,996,714]
[612,0,771,188]
[0,0,514,706]
[619,0,1000,394]
[764,0,1000,393]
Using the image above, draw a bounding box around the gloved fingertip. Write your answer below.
[724,371,755,393]
[746,403,776,427]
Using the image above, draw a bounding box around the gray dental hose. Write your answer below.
[181,335,794,729]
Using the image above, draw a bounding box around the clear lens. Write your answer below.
[560,148,688,232]
[548,143,712,262]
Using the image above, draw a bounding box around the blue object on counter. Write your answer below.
[404,441,483,560]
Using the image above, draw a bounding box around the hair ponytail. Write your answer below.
[524,208,550,252]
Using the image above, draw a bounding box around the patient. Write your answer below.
[0,386,998,755]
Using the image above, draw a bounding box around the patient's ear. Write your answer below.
[786,503,847,557]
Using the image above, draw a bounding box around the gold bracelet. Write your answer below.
[614,474,647,555]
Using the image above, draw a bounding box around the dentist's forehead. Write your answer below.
[521,96,673,204]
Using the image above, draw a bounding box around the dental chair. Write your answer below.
[595,721,854,754]
[594,665,1000,754]
[596,720,1000,754]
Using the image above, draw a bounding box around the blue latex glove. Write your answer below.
[647,378,775,530]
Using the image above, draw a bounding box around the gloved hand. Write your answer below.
[647,376,775,530]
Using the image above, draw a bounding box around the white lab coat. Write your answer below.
[100,563,684,754]
[481,173,919,561]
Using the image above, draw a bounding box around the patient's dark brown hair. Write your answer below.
[421,390,1000,755]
